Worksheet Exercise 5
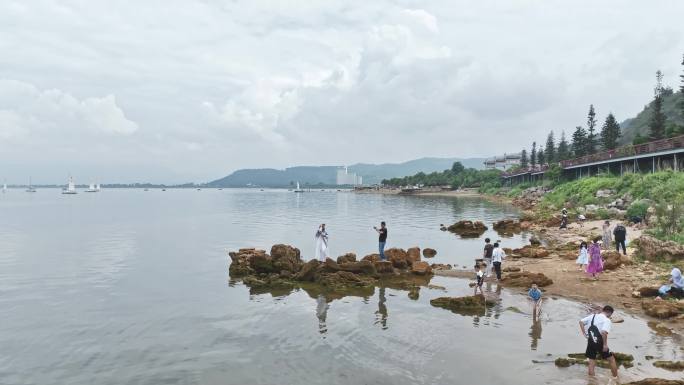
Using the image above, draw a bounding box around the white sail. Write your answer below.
[2,183,6,193]
[62,176,77,194]
[96,183,101,191]
[297,182,300,190]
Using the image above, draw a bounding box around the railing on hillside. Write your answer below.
[501,165,549,178]
[560,134,684,168]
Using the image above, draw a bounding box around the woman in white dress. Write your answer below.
[315,224,329,262]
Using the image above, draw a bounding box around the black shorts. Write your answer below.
[476,276,484,287]
[585,343,612,360]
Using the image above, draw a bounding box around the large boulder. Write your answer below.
[362,253,381,262]
[636,235,684,261]
[513,245,549,259]
[385,248,411,269]
[447,220,488,238]
[318,271,375,288]
[411,261,432,275]
[423,248,437,258]
[602,250,631,270]
[642,300,684,319]
[501,272,553,287]
[407,247,421,264]
[336,253,357,264]
[338,260,377,275]
[295,259,320,282]
[270,244,302,273]
[493,219,522,234]
[249,252,275,274]
[228,248,267,277]
[373,261,394,274]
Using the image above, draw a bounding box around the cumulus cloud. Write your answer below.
[0,0,683,183]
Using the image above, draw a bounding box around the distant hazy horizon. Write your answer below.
[2,1,683,184]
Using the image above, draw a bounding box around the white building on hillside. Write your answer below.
[336,167,362,185]
[484,152,522,171]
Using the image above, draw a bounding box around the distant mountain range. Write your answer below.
[619,91,683,145]
[207,157,486,187]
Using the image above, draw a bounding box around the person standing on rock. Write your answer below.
[578,305,618,379]
[586,238,603,280]
[374,221,388,261]
[483,238,494,278]
[602,221,612,250]
[613,223,627,256]
[315,224,329,262]
[491,242,506,281]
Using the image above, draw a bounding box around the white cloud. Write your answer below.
[0,0,683,183]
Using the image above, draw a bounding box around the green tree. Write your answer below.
[450,161,465,175]
[680,53,684,127]
[544,131,556,163]
[520,149,528,169]
[649,70,667,140]
[557,130,570,161]
[586,104,598,154]
[571,126,588,157]
[537,148,545,166]
[600,113,621,150]
[530,142,537,168]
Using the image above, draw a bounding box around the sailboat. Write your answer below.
[293,181,304,193]
[26,177,37,193]
[2,181,6,193]
[96,183,101,192]
[62,176,77,194]
[85,181,98,192]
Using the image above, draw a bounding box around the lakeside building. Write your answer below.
[484,152,522,171]
[336,167,362,185]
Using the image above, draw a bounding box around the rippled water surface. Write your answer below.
[0,188,681,384]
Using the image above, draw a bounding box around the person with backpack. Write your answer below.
[578,305,618,378]
[613,223,627,255]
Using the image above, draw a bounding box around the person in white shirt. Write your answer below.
[491,242,506,280]
[578,305,618,378]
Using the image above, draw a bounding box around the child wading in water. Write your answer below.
[576,241,589,271]
[474,264,485,295]
[586,238,604,280]
[528,283,543,318]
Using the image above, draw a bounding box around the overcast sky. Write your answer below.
[1,0,683,184]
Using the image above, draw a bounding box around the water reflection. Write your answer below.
[375,287,388,330]
[316,294,328,334]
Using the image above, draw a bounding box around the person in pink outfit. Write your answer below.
[586,238,603,280]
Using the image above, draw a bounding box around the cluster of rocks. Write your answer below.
[511,186,550,209]
[635,235,684,261]
[445,220,488,238]
[500,271,553,287]
[641,299,684,319]
[229,244,439,292]
[554,352,634,368]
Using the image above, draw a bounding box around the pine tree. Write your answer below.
[557,130,570,161]
[571,126,588,157]
[544,131,556,163]
[586,104,598,154]
[649,70,667,140]
[520,149,528,169]
[530,142,537,168]
[537,148,545,166]
[600,113,621,150]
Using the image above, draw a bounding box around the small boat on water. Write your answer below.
[62,176,77,194]
[2,182,7,193]
[26,177,37,193]
[85,182,98,192]
[293,182,304,193]
[161,188,166,191]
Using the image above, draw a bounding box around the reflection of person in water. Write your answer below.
[530,315,542,350]
[316,294,328,334]
[375,287,388,329]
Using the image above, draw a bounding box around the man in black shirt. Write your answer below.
[613,223,627,255]
[483,238,494,278]
[374,221,388,261]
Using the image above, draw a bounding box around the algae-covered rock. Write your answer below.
[318,271,376,289]
[423,248,437,258]
[406,247,421,264]
[447,220,488,238]
[493,219,521,235]
[374,261,394,274]
[270,244,302,272]
[430,295,494,316]
[653,361,684,371]
[385,248,411,269]
[642,299,684,319]
[338,260,377,275]
[295,259,320,282]
[624,380,684,385]
[411,261,432,275]
[336,253,357,264]
[501,272,553,287]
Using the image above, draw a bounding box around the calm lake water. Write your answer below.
[0,188,681,384]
